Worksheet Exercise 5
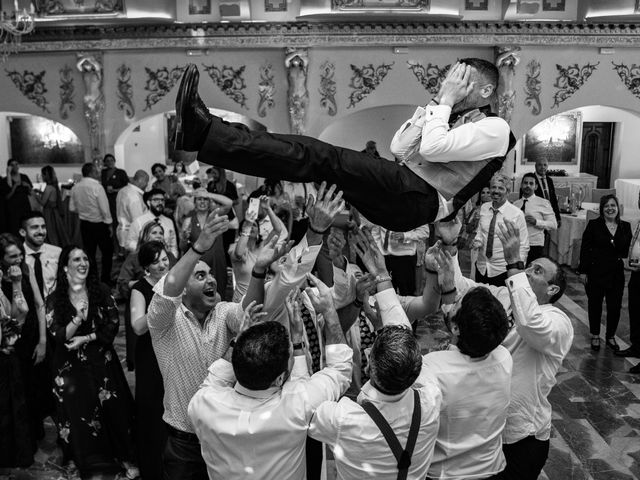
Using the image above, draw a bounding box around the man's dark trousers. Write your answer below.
[199,116,440,232]
[502,435,549,480]
[80,220,113,284]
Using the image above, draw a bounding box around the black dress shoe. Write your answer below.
[605,337,620,352]
[630,363,640,374]
[591,337,600,352]
[174,63,213,152]
[615,347,640,358]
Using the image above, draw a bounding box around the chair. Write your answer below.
[586,210,599,222]
[591,188,616,204]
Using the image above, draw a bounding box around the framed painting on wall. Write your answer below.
[9,116,84,164]
[521,111,582,165]
[176,0,221,21]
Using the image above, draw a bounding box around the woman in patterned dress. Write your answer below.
[47,245,138,480]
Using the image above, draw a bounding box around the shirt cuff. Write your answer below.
[209,358,235,383]
[424,104,452,122]
[292,355,309,377]
[375,288,399,310]
[505,271,530,291]
[325,343,353,364]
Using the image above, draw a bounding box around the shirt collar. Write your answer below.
[81,177,100,186]
[131,184,144,195]
[357,381,409,405]
[234,383,281,399]
[23,243,40,255]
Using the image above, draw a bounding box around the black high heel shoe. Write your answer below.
[606,338,620,352]
[591,337,600,352]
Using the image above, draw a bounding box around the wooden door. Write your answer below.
[580,122,614,188]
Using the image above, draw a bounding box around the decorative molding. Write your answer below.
[332,0,429,9]
[203,64,248,109]
[6,69,50,113]
[58,64,75,119]
[21,22,640,52]
[285,48,309,135]
[406,61,450,95]
[524,59,542,115]
[77,52,105,161]
[116,63,135,119]
[347,62,393,108]
[257,63,275,118]
[38,0,124,15]
[552,61,599,108]
[264,0,287,12]
[319,60,337,116]
[495,45,520,123]
[143,65,185,111]
[611,62,640,102]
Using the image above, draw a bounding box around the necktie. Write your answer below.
[541,178,550,200]
[485,208,499,259]
[32,252,44,298]
[300,302,321,373]
[383,230,391,252]
[521,199,527,212]
[358,311,375,383]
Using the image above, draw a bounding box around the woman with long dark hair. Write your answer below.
[35,165,70,247]
[0,259,32,468]
[129,241,169,480]
[0,233,48,463]
[579,194,632,352]
[47,245,138,480]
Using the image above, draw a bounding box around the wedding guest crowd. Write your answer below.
[2,149,637,480]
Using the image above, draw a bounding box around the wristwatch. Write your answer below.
[506,261,525,271]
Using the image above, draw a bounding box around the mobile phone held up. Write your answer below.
[246,197,260,220]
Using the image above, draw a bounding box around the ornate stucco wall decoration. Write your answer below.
[6,69,50,113]
[59,65,75,120]
[203,64,248,109]
[285,48,309,135]
[495,46,520,123]
[611,62,640,101]
[77,52,105,162]
[116,64,135,119]
[319,60,337,116]
[347,62,394,108]
[257,63,275,118]
[524,59,542,115]
[552,62,599,108]
[39,0,124,14]
[144,66,186,111]
[406,61,450,95]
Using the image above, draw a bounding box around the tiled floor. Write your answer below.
[2,264,639,480]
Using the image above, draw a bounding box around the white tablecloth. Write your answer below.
[549,211,588,269]
[615,178,640,218]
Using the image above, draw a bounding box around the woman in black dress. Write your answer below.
[47,245,138,479]
[579,194,632,352]
[0,233,48,462]
[129,240,170,479]
[0,262,32,468]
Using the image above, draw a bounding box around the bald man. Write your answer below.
[116,169,149,249]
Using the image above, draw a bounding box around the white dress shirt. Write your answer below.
[126,211,178,258]
[366,220,430,257]
[512,195,557,247]
[69,177,112,224]
[188,344,353,480]
[390,104,510,221]
[419,345,512,479]
[147,275,244,432]
[309,380,441,480]
[451,266,574,444]
[23,242,61,299]
[475,201,530,277]
[115,183,147,248]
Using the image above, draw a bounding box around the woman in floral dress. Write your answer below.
[47,245,138,480]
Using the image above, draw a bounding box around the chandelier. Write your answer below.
[0,2,35,62]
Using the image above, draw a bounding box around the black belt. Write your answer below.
[165,423,199,443]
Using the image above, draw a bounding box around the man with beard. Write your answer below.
[126,188,179,258]
[173,59,516,232]
[19,212,61,300]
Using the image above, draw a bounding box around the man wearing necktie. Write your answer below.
[173,58,516,232]
[513,173,557,265]
[473,173,529,287]
[19,212,61,300]
[533,159,561,227]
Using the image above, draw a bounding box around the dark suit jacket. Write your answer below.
[533,175,561,224]
[579,217,632,281]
